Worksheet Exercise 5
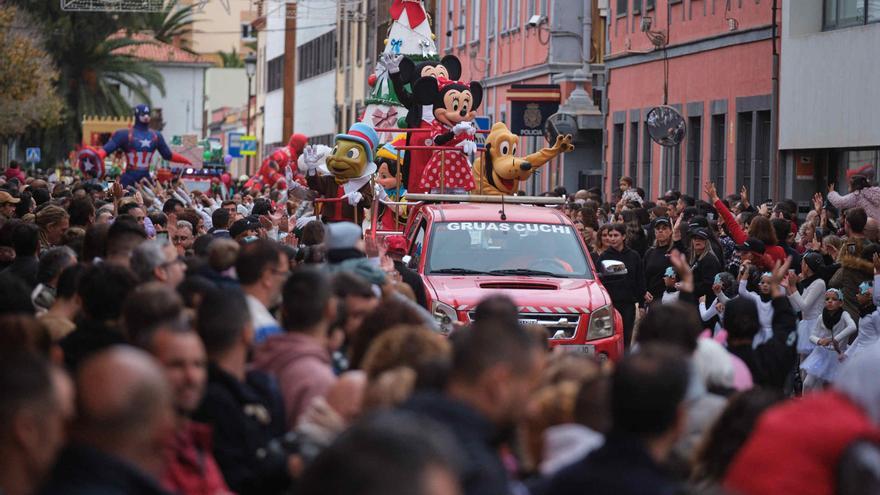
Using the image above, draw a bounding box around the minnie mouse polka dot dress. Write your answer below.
[418,120,476,192]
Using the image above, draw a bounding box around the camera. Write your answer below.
[264,430,327,467]
[527,14,546,28]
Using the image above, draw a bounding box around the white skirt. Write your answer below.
[801,346,842,382]
[752,326,773,349]
[797,318,818,355]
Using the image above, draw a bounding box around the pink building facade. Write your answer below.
[434,0,605,194]
[604,0,780,202]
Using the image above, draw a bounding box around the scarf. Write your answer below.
[797,274,821,294]
[860,303,878,318]
[822,308,844,332]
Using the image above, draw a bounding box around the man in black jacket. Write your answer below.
[401,319,544,495]
[193,288,293,495]
[3,222,40,289]
[547,344,689,495]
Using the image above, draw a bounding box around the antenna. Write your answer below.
[498,195,507,221]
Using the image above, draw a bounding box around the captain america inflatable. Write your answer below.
[78,104,192,186]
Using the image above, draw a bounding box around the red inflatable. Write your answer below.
[245,133,308,191]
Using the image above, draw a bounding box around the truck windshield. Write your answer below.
[426,221,592,279]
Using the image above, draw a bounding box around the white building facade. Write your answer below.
[293,0,337,145]
[779,0,880,206]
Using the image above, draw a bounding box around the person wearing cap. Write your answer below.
[734,237,776,271]
[598,223,646,349]
[689,227,723,304]
[303,123,378,224]
[784,251,827,362]
[643,217,675,304]
[229,218,260,242]
[0,190,20,222]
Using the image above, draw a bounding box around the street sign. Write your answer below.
[474,116,491,150]
[240,135,257,157]
[26,147,41,163]
[227,132,243,158]
[507,84,561,137]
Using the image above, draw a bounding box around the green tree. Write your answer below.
[218,48,244,68]
[4,1,166,162]
[0,5,64,137]
[137,0,196,52]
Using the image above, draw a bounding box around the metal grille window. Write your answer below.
[488,0,497,37]
[710,114,726,196]
[629,122,639,182]
[471,0,481,41]
[612,123,625,194]
[266,55,283,92]
[686,116,702,197]
[501,0,509,30]
[617,0,628,16]
[663,143,682,193]
[510,0,520,29]
[642,123,653,199]
[298,31,336,81]
[824,0,880,29]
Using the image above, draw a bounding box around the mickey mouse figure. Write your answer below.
[381,53,462,193]
[413,76,482,193]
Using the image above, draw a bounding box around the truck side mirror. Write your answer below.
[599,260,628,278]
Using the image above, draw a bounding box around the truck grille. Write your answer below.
[468,312,580,339]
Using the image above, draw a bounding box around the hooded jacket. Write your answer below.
[829,237,875,321]
[252,332,336,429]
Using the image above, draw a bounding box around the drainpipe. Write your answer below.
[771,0,780,200]
[583,0,592,68]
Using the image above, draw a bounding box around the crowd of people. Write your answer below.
[1,157,880,495]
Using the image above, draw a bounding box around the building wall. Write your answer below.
[295,0,337,141]
[779,0,880,150]
[188,0,255,57]
[260,0,290,148]
[124,64,207,138]
[336,0,369,133]
[205,68,249,113]
[604,0,778,201]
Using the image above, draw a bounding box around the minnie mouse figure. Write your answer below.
[412,76,482,193]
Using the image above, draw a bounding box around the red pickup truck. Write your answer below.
[398,196,625,361]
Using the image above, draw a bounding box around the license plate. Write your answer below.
[560,344,595,355]
[519,318,538,325]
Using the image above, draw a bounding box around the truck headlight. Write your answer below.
[432,301,459,335]
[586,305,614,340]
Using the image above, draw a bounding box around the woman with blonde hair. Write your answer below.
[35,205,69,252]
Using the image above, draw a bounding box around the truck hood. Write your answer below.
[424,275,611,313]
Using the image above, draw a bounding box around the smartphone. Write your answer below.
[156,231,169,242]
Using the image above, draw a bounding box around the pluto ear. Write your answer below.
[469,81,484,111]
[413,76,440,105]
[441,55,462,80]
[484,142,497,189]
[399,57,417,83]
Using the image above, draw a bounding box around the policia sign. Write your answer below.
[507,85,561,137]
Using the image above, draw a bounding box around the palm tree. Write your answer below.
[218,48,244,68]
[139,0,197,52]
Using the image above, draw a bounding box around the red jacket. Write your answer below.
[162,421,232,495]
[724,391,880,495]
[714,199,785,269]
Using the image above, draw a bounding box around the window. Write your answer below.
[628,121,639,182]
[755,111,772,204]
[646,0,655,10]
[633,0,642,14]
[642,124,653,199]
[617,0,628,17]
[446,2,454,46]
[612,123,625,193]
[298,31,336,81]
[501,0,509,31]
[835,149,880,193]
[471,0,481,41]
[663,142,682,193]
[529,0,536,15]
[241,23,255,40]
[510,0,520,29]
[735,112,753,200]
[459,0,467,44]
[266,55,283,92]
[686,116,702,197]
[488,0,497,37]
[709,114,726,197]
[824,0,880,29]
[540,0,547,15]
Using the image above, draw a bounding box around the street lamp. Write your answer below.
[244,53,257,175]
